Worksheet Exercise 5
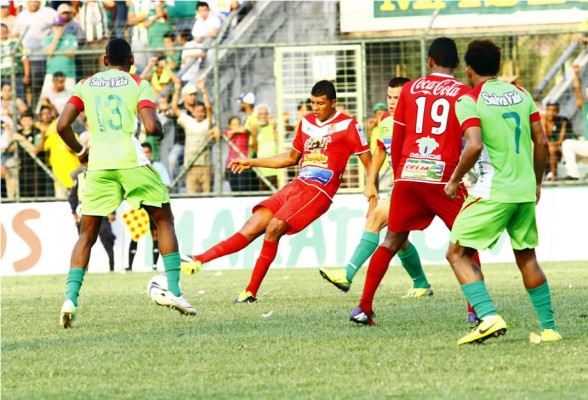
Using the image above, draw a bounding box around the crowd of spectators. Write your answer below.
[0,0,262,201]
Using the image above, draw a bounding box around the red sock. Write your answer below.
[358,246,395,314]
[246,240,279,297]
[467,252,483,313]
[195,232,250,264]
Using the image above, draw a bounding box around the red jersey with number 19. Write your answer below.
[392,73,470,184]
[292,112,370,199]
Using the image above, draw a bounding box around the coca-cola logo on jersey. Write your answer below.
[410,77,462,97]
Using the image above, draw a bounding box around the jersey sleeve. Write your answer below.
[455,95,480,132]
[292,123,304,153]
[348,120,370,154]
[67,81,85,112]
[138,80,156,110]
[520,87,541,123]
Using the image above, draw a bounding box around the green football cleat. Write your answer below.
[402,287,434,298]
[319,268,351,292]
[233,290,257,304]
[457,315,507,345]
[60,300,78,329]
[181,258,202,276]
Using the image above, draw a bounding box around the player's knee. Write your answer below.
[265,219,288,241]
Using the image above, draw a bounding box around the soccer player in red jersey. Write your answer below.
[349,37,481,325]
[182,80,372,303]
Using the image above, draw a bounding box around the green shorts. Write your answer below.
[450,196,538,251]
[82,165,170,216]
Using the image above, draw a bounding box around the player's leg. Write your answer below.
[434,184,480,323]
[236,217,289,303]
[98,218,116,272]
[150,217,159,270]
[447,198,511,344]
[320,199,387,292]
[61,170,123,328]
[128,240,138,271]
[349,229,410,325]
[126,166,196,315]
[508,202,560,342]
[187,207,272,274]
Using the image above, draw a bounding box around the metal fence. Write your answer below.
[1,4,585,203]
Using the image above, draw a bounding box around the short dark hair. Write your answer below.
[428,37,459,68]
[197,1,210,10]
[465,39,501,77]
[39,105,52,114]
[163,32,176,41]
[53,71,66,79]
[106,38,133,66]
[21,110,34,119]
[388,77,410,88]
[141,142,153,152]
[311,80,336,101]
[179,28,192,41]
[546,101,560,108]
[297,99,311,111]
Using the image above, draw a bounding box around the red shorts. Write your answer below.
[253,180,332,235]
[388,180,468,232]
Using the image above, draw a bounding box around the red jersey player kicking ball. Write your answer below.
[182,80,372,303]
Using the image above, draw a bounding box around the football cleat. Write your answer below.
[349,306,376,326]
[457,315,507,345]
[181,256,202,276]
[319,268,351,292]
[402,287,434,298]
[60,300,78,329]
[154,291,197,315]
[233,290,257,304]
[530,328,562,344]
[467,311,481,328]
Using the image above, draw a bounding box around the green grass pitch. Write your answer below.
[2,261,587,399]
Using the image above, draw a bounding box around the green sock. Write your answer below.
[163,252,182,297]
[65,267,86,307]
[397,242,429,289]
[527,281,556,331]
[460,281,496,319]
[345,231,380,282]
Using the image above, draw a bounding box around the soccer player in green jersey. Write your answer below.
[319,77,432,298]
[445,39,560,345]
[56,38,196,328]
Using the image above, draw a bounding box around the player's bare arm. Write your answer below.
[530,119,548,203]
[229,148,302,174]
[139,106,164,141]
[56,103,85,157]
[445,125,483,198]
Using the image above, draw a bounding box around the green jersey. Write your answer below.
[376,111,393,169]
[455,79,541,203]
[70,69,155,171]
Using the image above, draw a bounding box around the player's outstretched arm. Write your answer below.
[445,126,483,198]
[56,103,84,156]
[229,148,301,174]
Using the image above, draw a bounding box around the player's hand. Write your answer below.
[73,213,81,224]
[366,195,378,218]
[108,213,116,223]
[77,147,89,162]
[364,182,379,200]
[229,158,252,174]
[444,180,459,199]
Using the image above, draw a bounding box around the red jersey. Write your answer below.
[292,112,370,199]
[392,73,470,184]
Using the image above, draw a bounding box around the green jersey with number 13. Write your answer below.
[455,79,541,203]
[68,69,155,171]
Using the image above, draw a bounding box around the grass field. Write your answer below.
[2,261,587,399]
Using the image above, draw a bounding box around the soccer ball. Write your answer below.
[147,274,181,304]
